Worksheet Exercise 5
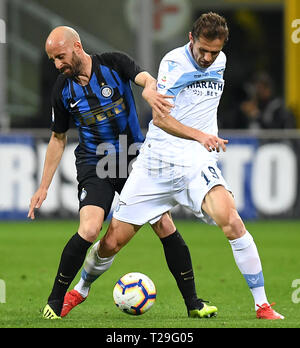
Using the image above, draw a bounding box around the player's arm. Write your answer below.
[103,52,173,117]
[134,71,173,118]
[28,132,67,220]
[152,110,228,152]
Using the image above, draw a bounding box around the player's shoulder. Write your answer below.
[94,51,141,82]
[94,51,132,66]
[159,45,188,74]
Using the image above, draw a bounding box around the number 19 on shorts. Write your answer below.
[201,166,220,186]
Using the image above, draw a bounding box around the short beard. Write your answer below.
[60,52,82,78]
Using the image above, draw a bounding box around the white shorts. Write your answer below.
[113,160,231,226]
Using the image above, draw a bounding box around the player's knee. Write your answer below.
[78,221,101,243]
[100,233,123,256]
[219,209,245,240]
[100,222,125,255]
[152,213,176,238]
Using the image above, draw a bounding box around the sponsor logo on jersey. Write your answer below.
[187,81,224,91]
[70,99,81,108]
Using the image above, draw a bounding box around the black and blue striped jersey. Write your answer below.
[50,52,145,166]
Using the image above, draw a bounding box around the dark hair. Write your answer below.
[191,12,229,43]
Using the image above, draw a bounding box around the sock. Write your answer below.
[74,241,115,298]
[160,230,198,310]
[229,231,268,310]
[47,233,92,315]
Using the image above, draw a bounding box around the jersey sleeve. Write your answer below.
[100,52,143,82]
[50,76,70,133]
[156,55,184,102]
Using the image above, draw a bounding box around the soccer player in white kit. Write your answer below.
[69,13,284,320]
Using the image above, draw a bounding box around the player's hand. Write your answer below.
[27,188,48,220]
[198,132,229,152]
[142,89,174,118]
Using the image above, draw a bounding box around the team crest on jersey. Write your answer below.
[114,200,126,212]
[101,85,114,98]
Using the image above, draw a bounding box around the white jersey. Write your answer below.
[139,42,226,168]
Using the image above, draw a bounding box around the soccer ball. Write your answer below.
[113,272,156,315]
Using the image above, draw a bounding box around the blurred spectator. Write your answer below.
[220,72,297,129]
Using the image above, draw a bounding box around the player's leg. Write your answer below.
[63,207,107,301]
[78,163,148,284]
[152,213,199,308]
[151,212,217,318]
[99,217,141,257]
[45,205,103,318]
[202,185,284,319]
[78,205,105,242]
[74,218,140,298]
[61,218,141,317]
[43,167,116,319]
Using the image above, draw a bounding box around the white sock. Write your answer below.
[74,241,115,298]
[229,231,268,310]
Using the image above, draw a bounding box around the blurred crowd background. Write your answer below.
[1,0,300,221]
[0,0,299,131]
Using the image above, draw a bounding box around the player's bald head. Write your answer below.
[45,26,86,77]
[45,26,81,53]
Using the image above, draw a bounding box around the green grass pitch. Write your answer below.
[0,219,299,328]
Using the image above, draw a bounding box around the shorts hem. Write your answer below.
[112,213,145,226]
